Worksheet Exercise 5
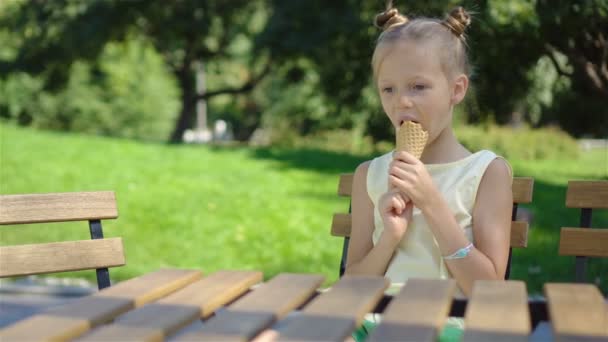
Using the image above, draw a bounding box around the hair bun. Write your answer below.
[374,7,408,31]
[443,6,471,38]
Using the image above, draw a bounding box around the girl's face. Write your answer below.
[375,40,467,143]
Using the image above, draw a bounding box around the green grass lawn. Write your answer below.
[1,123,606,294]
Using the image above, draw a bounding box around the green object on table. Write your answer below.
[352,319,377,342]
[351,317,464,342]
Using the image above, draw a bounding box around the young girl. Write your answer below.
[345,3,513,341]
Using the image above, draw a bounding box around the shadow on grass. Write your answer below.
[247,147,374,174]
[509,179,608,295]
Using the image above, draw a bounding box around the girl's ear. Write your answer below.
[450,74,469,105]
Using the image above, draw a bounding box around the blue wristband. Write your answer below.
[443,243,474,260]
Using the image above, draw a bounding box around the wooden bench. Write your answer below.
[331,174,535,279]
[559,180,608,282]
[0,191,126,289]
[3,269,605,341]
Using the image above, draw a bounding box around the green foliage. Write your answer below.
[0,39,179,141]
[456,124,580,161]
[0,0,269,142]
[1,124,606,294]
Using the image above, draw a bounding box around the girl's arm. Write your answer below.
[344,161,405,276]
[421,158,512,296]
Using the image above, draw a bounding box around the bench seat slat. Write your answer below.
[0,191,118,225]
[79,270,262,341]
[0,269,201,341]
[0,238,125,277]
[177,273,325,341]
[463,280,531,341]
[368,279,456,342]
[276,275,389,342]
[545,283,607,339]
[559,227,608,257]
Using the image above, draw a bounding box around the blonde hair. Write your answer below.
[372,2,472,82]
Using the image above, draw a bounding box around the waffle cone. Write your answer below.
[396,121,428,158]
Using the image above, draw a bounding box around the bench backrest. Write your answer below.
[331,174,534,279]
[560,180,608,282]
[0,191,125,289]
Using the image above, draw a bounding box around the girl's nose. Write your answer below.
[397,92,413,108]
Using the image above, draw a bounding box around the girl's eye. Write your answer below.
[412,84,426,91]
[382,87,393,94]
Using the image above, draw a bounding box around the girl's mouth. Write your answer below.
[399,118,419,126]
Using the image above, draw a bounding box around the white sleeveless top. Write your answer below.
[366,150,511,293]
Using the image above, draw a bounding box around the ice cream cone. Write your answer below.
[396,121,428,158]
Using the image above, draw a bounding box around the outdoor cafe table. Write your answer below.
[1,269,606,341]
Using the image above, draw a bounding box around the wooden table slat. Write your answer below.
[3,268,607,341]
[276,275,389,342]
[463,280,531,341]
[177,273,325,341]
[545,283,608,340]
[367,279,456,342]
[79,270,262,341]
[0,268,201,341]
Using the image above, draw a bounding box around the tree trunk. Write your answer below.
[169,62,196,143]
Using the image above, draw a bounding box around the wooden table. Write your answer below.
[1,268,606,341]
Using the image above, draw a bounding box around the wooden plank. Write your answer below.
[177,273,325,342]
[510,221,528,248]
[566,180,608,209]
[276,275,389,341]
[330,213,350,237]
[544,283,607,340]
[0,269,201,341]
[337,174,354,197]
[0,191,118,225]
[80,270,262,341]
[332,213,528,248]
[559,227,608,257]
[512,177,534,204]
[0,238,125,277]
[73,325,164,342]
[368,279,456,342]
[463,280,530,341]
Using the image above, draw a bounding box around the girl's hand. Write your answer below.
[389,151,439,212]
[378,188,413,245]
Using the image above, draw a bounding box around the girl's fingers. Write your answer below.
[388,186,410,208]
[389,175,413,197]
[393,151,419,163]
[404,201,414,220]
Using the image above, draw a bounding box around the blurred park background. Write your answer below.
[0,0,606,295]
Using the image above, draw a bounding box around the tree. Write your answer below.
[535,0,608,136]
[256,0,607,138]
[2,0,270,142]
